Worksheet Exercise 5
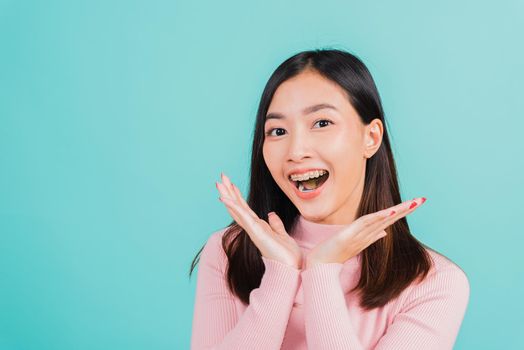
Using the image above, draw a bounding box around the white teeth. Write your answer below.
[289,169,327,182]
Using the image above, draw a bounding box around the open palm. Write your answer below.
[306,197,426,268]
[216,173,303,269]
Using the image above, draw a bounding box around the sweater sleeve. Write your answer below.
[301,262,470,350]
[301,262,365,350]
[190,231,301,350]
[374,265,470,350]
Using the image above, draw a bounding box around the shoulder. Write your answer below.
[199,226,231,270]
[425,247,470,283]
[205,226,229,248]
[383,248,471,350]
[402,247,470,308]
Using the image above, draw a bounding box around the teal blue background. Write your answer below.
[1,0,522,349]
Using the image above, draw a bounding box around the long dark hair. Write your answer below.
[189,48,434,310]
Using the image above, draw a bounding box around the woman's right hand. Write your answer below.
[216,172,303,269]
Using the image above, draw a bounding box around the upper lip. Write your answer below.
[287,168,329,179]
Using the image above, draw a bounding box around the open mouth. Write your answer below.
[289,171,330,193]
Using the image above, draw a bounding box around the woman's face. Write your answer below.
[262,69,383,225]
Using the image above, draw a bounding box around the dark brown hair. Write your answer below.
[189,48,434,311]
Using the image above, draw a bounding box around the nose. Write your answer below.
[287,130,313,163]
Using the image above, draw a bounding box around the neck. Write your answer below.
[316,162,366,225]
[291,214,362,267]
[292,214,348,246]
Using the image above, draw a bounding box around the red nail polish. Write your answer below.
[421,197,427,203]
[409,201,417,209]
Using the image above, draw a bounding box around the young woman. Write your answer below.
[189,49,470,350]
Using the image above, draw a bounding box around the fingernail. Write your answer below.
[218,196,222,201]
[215,182,219,188]
[421,197,427,204]
[389,210,396,216]
[409,201,418,209]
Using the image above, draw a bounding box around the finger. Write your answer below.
[364,198,425,237]
[352,197,424,242]
[356,197,416,227]
[216,182,235,201]
[375,197,423,217]
[267,212,287,236]
[220,197,271,248]
[220,173,236,199]
[354,204,397,231]
[219,196,259,234]
[385,197,425,222]
[220,198,253,231]
[231,183,258,219]
[368,197,424,224]
[366,229,387,245]
[219,197,242,224]
[219,180,266,239]
[224,175,255,219]
[230,182,244,203]
[374,230,387,242]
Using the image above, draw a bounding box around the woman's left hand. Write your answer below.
[305,197,426,268]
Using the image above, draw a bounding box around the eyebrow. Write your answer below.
[265,103,338,122]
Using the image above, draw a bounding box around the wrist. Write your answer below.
[305,258,322,269]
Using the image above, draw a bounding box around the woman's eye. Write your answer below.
[313,119,333,128]
[265,119,333,137]
[265,128,286,137]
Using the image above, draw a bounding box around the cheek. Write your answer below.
[263,145,287,193]
[262,143,279,173]
[262,143,270,166]
[323,132,357,160]
[263,143,289,187]
[325,136,363,180]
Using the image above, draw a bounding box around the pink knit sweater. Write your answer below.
[191,215,470,350]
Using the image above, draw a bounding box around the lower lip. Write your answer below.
[290,176,329,200]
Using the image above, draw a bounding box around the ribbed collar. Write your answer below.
[292,214,362,267]
[291,214,362,302]
[292,214,347,245]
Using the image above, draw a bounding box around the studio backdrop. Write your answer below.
[0,0,522,349]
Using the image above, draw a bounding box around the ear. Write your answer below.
[363,118,384,159]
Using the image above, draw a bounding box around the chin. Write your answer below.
[297,208,330,221]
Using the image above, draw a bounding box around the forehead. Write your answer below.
[267,70,353,117]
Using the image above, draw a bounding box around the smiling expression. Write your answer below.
[262,69,383,225]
